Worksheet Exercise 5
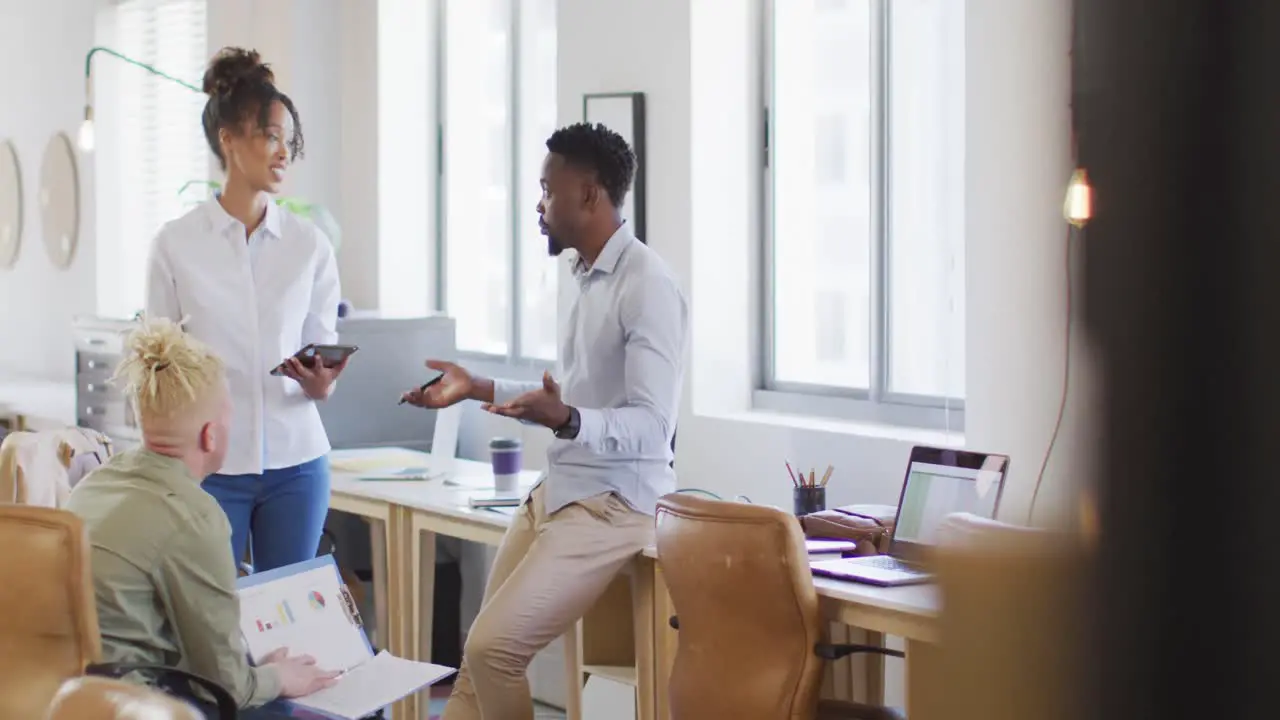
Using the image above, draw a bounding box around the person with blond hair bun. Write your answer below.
[66,317,337,718]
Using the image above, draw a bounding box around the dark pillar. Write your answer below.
[1078,1,1280,717]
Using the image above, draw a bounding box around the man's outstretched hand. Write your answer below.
[400,360,475,409]
[482,371,572,430]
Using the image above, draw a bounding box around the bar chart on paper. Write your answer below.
[238,563,372,672]
[252,599,300,633]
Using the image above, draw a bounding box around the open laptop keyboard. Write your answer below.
[863,556,924,574]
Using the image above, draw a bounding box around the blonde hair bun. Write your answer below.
[112,316,225,421]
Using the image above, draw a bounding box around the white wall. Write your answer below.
[963,0,1090,526]
[0,0,102,380]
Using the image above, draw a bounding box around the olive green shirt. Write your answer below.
[66,448,282,708]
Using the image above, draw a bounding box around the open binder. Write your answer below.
[237,555,455,720]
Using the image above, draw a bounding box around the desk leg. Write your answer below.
[652,566,675,720]
[372,513,414,720]
[632,558,656,720]
[905,639,942,719]
[369,518,390,652]
[412,525,438,720]
[563,621,584,720]
[863,631,886,707]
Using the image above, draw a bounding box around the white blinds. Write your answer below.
[103,0,207,318]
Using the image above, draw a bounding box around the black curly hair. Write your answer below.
[545,122,636,208]
[201,47,304,169]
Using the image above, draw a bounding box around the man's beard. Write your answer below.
[547,234,566,257]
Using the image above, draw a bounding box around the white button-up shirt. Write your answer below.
[494,224,688,515]
[144,198,341,476]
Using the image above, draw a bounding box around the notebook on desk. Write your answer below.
[810,446,1010,587]
[334,405,462,482]
[236,555,455,719]
[467,491,524,510]
[805,538,860,556]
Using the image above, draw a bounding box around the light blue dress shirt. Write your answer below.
[493,224,688,516]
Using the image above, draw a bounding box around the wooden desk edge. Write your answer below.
[408,508,508,547]
[329,490,395,521]
[819,596,939,644]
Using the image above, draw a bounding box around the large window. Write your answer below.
[765,0,965,425]
[440,0,559,360]
[95,0,208,320]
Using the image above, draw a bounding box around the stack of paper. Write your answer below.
[355,467,442,482]
[294,651,455,719]
[805,538,859,556]
[330,445,430,474]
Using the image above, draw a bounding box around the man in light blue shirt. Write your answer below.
[403,122,688,720]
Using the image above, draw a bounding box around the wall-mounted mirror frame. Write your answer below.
[0,139,21,269]
[40,132,80,269]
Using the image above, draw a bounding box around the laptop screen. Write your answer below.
[894,461,1004,546]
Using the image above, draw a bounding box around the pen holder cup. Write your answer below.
[793,486,827,516]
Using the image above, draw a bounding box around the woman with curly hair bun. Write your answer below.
[144,47,344,573]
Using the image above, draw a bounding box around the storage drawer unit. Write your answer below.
[72,316,140,447]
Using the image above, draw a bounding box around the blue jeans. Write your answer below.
[203,455,331,572]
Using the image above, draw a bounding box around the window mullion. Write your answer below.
[509,0,523,362]
[761,0,777,390]
[434,1,448,316]
[870,0,890,401]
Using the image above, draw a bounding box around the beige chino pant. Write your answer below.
[441,483,654,720]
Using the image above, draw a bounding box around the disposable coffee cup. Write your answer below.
[490,437,522,494]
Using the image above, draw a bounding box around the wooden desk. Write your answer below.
[329,449,541,720]
[639,546,940,720]
[334,449,926,720]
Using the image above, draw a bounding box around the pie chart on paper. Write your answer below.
[308,590,326,611]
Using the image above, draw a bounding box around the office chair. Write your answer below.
[82,663,237,720]
[655,493,904,720]
[0,505,239,720]
[44,676,205,720]
[670,426,677,468]
[912,513,1086,720]
[0,505,103,719]
[0,427,113,506]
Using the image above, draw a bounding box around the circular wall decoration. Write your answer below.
[0,140,21,269]
[39,132,80,270]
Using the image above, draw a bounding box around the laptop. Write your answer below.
[810,446,1010,587]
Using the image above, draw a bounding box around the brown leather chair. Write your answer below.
[44,677,204,720]
[0,505,239,720]
[0,504,102,719]
[911,513,1087,720]
[656,493,903,720]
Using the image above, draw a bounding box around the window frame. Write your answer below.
[433,0,555,366]
[759,0,965,431]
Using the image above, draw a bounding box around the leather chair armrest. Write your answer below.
[817,699,907,720]
[85,662,237,720]
[813,643,905,661]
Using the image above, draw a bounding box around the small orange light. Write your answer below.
[1064,168,1092,228]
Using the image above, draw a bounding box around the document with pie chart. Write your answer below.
[236,555,455,719]
[236,555,372,672]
